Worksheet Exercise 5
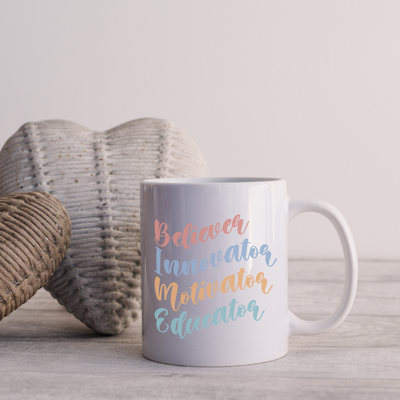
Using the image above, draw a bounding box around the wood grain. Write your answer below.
[0,260,399,399]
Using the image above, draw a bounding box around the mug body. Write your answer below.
[140,178,289,366]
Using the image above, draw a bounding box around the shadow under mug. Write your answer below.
[140,177,358,367]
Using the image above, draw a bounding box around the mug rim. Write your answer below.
[141,177,284,185]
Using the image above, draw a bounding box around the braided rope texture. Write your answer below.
[0,192,71,321]
[0,118,208,335]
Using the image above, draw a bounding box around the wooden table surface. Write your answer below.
[0,260,399,400]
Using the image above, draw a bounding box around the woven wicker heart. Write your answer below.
[0,192,71,321]
[0,118,208,335]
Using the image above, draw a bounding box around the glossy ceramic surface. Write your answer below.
[140,178,357,366]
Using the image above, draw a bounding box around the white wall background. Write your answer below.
[1,0,399,260]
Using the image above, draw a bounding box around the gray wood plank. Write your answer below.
[1,374,400,400]
[288,259,400,282]
[0,260,399,399]
[0,341,399,379]
[0,372,399,400]
[289,281,400,316]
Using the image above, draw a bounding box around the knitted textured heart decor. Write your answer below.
[0,118,208,335]
[0,192,71,321]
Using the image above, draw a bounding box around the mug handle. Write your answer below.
[288,198,358,335]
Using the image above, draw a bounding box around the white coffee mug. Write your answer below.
[140,178,357,366]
